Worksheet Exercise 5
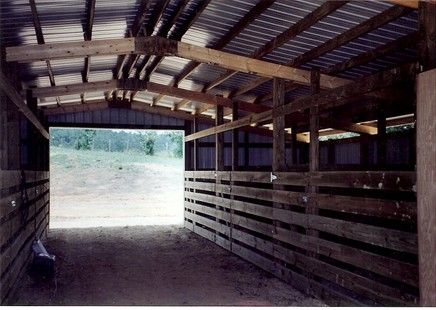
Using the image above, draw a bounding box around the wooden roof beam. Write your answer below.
[184,63,417,141]
[81,0,97,103]
[188,1,347,112]
[28,0,61,106]
[27,79,269,114]
[42,99,287,140]
[6,37,350,88]
[111,0,155,99]
[132,0,209,102]
[250,30,418,107]
[233,4,411,98]
[386,0,418,9]
[0,72,49,139]
[171,0,275,111]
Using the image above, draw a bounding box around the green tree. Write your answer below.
[76,129,97,150]
[169,132,183,158]
[141,132,156,155]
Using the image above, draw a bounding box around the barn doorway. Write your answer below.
[49,127,185,229]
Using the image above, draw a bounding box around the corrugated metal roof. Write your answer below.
[0,0,418,112]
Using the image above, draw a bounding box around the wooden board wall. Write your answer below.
[0,92,50,304]
[184,170,418,306]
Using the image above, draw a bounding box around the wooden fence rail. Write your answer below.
[184,170,418,306]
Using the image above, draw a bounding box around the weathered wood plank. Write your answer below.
[416,68,436,306]
[0,73,49,139]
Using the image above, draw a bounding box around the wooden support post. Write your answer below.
[291,125,298,165]
[272,77,286,279]
[417,2,436,306]
[418,2,436,71]
[417,68,436,307]
[26,90,38,170]
[193,117,199,171]
[184,120,192,171]
[244,131,249,168]
[230,102,239,250]
[306,69,320,295]
[184,119,192,229]
[215,105,224,240]
[377,108,387,168]
[360,135,369,169]
[327,141,336,167]
[232,103,239,171]
[309,70,320,172]
[272,78,286,172]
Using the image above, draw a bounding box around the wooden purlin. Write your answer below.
[233,4,412,100]
[185,63,417,141]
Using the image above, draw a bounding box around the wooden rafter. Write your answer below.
[131,0,193,101]
[41,99,293,141]
[81,0,97,103]
[184,63,417,141]
[111,0,154,99]
[0,72,49,139]
[181,1,347,112]
[28,0,61,106]
[171,0,275,110]
[27,79,269,114]
[232,4,411,99]
[131,0,211,102]
[387,0,419,9]
[6,37,350,89]
[251,30,418,107]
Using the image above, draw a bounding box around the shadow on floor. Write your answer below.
[10,225,324,306]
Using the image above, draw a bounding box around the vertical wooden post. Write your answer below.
[230,103,239,250]
[232,103,239,171]
[327,141,336,167]
[272,78,286,172]
[184,119,192,171]
[309,77,320,172]
[183,119,192,229]
[244,131,249,168]
[377,107,387,168]
[418,2,436,71]
[272,77,286,279]
[417,68,436,307]
[215,106,224,171]
[291,125,298,166]
[306,69,320,294]
[26,90,38,171]
[215,105,224,242]
[193,117,198,171]
[360,135,369,169]
[417,2,436,306]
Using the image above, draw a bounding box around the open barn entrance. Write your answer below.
[49,127,185,228]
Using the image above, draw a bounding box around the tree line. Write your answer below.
[50,128,184,158]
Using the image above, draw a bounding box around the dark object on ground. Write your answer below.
[30,239,55,279]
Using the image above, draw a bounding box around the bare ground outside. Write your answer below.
[49,145,184,228]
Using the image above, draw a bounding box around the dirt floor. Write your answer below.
[9,225,324,306]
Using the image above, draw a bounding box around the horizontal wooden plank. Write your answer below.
[0,192,49,249]
[309,171,416,191]
[230,241,358,305]
[184,208,230,236]
[0,170,49,191]
[232,228,417,305]
[0,211,48,301]
[186,190,417,253]
[274,226,418,287]
[184,181,416,222]
[185,170,416,191]
[7,37,350,89]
